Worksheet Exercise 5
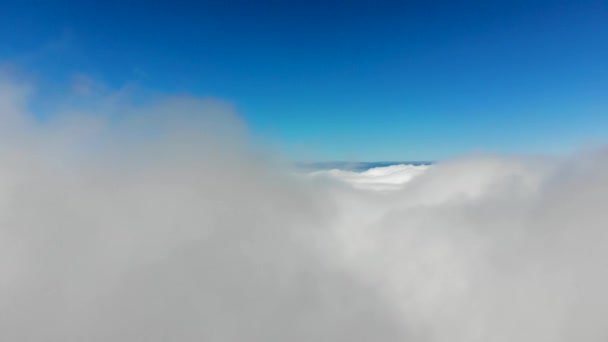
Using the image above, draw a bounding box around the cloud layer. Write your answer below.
[1,74,608,341]
[310,163,430,190]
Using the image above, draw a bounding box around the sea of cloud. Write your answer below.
[309,163,430,191]
[1,72,608,341]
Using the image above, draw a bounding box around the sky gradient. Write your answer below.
[1,0,607,161]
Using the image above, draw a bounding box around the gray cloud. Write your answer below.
[0,73,607,341]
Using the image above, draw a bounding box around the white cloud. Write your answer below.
[311,163,429,190]
[0,73,608,341]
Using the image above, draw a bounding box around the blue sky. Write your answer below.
[1,0,607,161]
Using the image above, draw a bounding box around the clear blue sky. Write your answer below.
[2,0,607,161]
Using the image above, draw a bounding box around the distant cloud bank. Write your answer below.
[310,163,430,190]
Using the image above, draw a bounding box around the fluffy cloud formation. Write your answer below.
[1,73,608,341]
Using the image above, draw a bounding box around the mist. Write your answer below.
[1,74,608,341]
